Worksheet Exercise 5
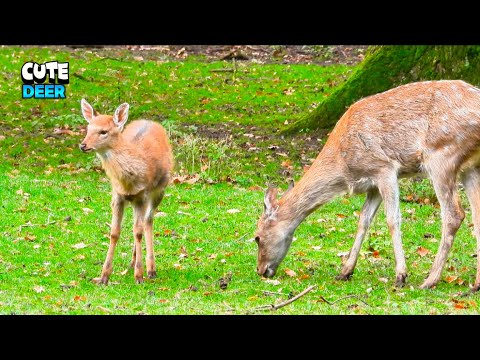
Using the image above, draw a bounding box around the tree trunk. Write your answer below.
[287,45,480,133]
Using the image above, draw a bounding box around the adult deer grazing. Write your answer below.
[79,99,173,285]
[255,80,480,291]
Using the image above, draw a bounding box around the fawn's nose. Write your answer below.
[79,143,88,152]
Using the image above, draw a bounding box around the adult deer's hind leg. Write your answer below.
[461,167,480,292]
[420,161,465,289]
[336,188,382,281]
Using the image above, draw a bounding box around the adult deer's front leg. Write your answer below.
[420,167,465,289]
[336,188,382,280]
[133,202,146,284]
[377,173,407,287]
[461,167,480,292]
[93,193,125,285]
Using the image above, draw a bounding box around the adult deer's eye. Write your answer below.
[99,130,108,135]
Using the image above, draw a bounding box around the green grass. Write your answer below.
[0,46,478,314]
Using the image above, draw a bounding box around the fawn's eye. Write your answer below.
[255,236,260,244]
[99,130,108,135]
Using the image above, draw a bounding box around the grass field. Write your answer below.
[0,45,478,314]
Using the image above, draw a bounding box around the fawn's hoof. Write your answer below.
[147,271,157,279]
[335,273,352,281]
[394,274,407,288]
[135,277,144,284]
[92,277,109,285]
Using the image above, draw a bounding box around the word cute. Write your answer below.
[21,61,69,99]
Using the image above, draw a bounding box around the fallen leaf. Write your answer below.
[264,279,281,285]
[284,268,297,277]
[378,277,388,283]
[417,246,430,257]
[74,295,86,301]
[454,301,468,309]
[120,269,128,276]
[312,245,322,250]
[82,207,93,214]
[445,275,458,283]
[72,242,87,249]
[208,253,218,259]
[227,209,240,214]
[158,299,169,303]
[372,250,380,258]
[154,212,167,218]
[33,285,45,293]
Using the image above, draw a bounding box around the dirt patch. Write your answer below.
[72,45,368,66]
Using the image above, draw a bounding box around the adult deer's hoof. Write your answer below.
[335,273,352,281]
[92,277,109,285]
[394,274,407,288]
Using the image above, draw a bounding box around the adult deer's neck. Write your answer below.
[278,149,347,229]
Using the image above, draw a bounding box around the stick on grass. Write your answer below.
[250,285,317,312]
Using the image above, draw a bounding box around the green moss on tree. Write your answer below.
[287,45,480,133]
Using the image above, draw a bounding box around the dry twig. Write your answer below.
[249,285,316,312]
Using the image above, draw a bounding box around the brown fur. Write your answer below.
[255,80,480,291]
[80,99,173,284]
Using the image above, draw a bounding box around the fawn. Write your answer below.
[255,80,480,292]
[79,99,173,284]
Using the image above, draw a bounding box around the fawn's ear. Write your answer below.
[264,187,279,218]
[113,103,129,129]
[81,98,97,123]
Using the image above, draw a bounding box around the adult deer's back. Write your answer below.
[80,99,173,284]
[255,80,480,291]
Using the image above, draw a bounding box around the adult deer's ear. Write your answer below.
[81,98,98,123]
[264,187,279,219]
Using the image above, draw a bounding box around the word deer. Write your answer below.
[80,99,173,284]
[255,80,480,291]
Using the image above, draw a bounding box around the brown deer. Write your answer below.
[255,80,480,291]
[79,99,173,285]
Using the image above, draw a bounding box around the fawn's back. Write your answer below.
[108,120,173,194]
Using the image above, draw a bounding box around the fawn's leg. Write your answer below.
[336,188,382,280]
[145,192,164,279]
[420,164,464,289]
[93,193,125,285]
[460,167,480,292]
[377,172,407,287]
[133,202,146,284]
